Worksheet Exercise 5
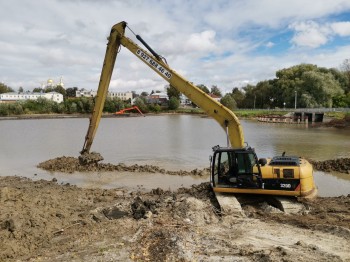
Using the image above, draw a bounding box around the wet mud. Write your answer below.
[0,155,349,261]
[38,155,350,175]
[0,176,349,261]
[310,158,350,174]
[37,155,209,176]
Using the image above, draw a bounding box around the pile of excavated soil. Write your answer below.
[325,115,350,129]
[1,176,349,261]
[39,155,350,176]
[37,156,209,176]
[310,158,350,174]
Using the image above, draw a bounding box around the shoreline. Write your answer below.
[0,112,207,121]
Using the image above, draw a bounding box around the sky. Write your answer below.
[1,0,350,94]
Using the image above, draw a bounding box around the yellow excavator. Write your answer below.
[81,21,317,198]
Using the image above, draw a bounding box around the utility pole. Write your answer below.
[294,90,297,109]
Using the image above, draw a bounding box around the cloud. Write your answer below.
[289,20,350,48]
[289,21,331,48]
[184,30,217,52]
[1,0,350,93]
[265,42,275,48]
[331,21,350,36]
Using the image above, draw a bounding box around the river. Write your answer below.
[0,114,349,196]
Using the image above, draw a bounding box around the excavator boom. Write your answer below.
[81,21,244,154]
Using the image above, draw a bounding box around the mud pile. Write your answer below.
[37,156,209,176]
[1,176,349,261]
[325,115,350,128]
[310,158,350,174]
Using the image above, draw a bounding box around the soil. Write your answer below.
[1,156,349,261]
[310,158,350,174]
[324,115,350,129]
[37,155,209,176]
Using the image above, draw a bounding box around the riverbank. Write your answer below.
[1,176,349,262]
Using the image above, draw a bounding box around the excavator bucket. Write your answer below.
[78,152,104,165]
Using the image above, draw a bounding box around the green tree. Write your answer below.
[210,85,222,97]
[340,59,350,93]
[134,97,148,112]
[8,103,24,115]
[197,84,210,93]
[166,85,181,99]
[148,103,161,112]
[18,87,24,93]
[301,71,343,107]
[54,85,67,98]
[0,82,14,93]
[0,104,9,116]
[103,97,124,113]
[141,91,149,97]
[67,102,78,113]
[241,84,257,108]
[231,88,245,108]
[332,94,349,108]
[33,87,43,93]
[220,94,237,110]
[168,97,180,110]
[66,87,78,98]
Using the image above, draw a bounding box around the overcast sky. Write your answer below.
[1,0,350,94]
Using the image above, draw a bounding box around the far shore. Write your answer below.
[0,112,195,121]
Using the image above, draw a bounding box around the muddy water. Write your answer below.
[0,115,349,196]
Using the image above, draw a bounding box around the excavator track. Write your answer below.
[214,192,245,217]
[215,193,308,216]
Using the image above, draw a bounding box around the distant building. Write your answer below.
[0,92,64,103]
[208,93,221,102]
[76,90,97,98]
[180,94,191,105]
[108,91,133,101]
[75,90,132,101]
[42,77,65,89]
[147,92,169,105]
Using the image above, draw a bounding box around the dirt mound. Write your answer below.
[1,176,349,261]
[310,158,350,174]
[37,156,209,176]
[325,115,350,128]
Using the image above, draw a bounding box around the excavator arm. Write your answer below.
[115,106,144,116]
[81,21,244,154]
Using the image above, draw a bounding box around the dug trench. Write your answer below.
[0,156,349,261]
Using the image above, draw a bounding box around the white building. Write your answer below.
[76,90,97,98]
[108,91,133,101]
[0,92,64,103]
[76,90,132,101]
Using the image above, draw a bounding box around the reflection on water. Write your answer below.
[0,115,349,196]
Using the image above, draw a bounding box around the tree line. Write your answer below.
[219,62,350,110]
[1,60,349,116]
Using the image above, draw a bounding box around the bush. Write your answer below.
[148,104,161,113]
[8,103,24,115]
[0,104,9,116]
[168,97,180,110]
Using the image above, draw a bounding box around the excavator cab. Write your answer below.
[211,146,262,189]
